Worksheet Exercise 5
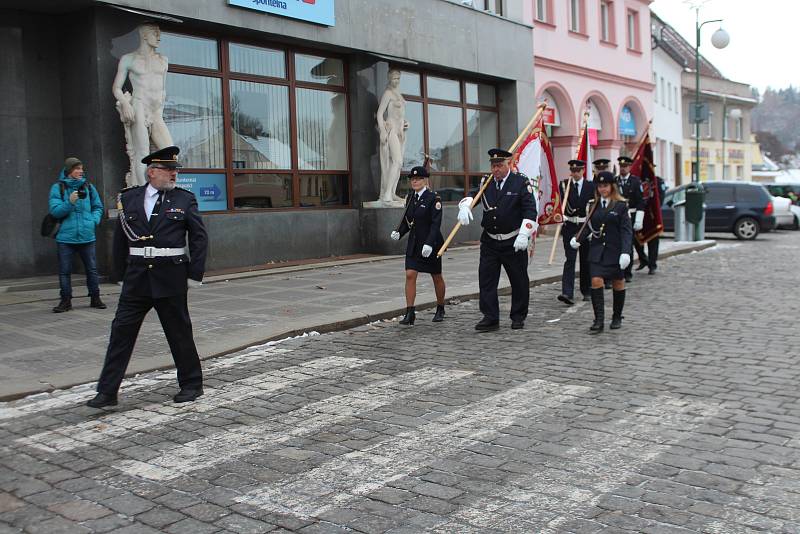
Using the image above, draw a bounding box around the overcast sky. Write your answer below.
[650,0,798,94]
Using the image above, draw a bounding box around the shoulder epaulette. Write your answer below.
[119,185,139,194]
[174,186,195,194]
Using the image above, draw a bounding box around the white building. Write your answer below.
[651,12,685,188]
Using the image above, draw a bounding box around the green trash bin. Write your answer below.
[685,188,705,225]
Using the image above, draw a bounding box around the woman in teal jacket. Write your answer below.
[48,157,106,313]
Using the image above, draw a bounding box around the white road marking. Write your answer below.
[16,355,369,453]
[431,396,719,532]
[0,334,318,422]
[235,379,591,518]
[116,367,473,481]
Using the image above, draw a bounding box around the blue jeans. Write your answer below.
[57,242,100,299]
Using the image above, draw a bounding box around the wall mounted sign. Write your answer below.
[619,105,637,136]
[228,0,335,26]
[177,173,228,212]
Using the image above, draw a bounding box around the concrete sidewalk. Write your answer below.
[0,236,714,399]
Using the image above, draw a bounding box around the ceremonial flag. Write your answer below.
[513,117,562,225]
[630,132,663,244]
[576,122,593,183]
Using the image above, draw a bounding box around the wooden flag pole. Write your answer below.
[437,103,547,258]
[547,110,590,265]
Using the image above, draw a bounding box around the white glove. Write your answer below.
[390,231,400,241]
[619,253,631,270]
[421,245,433,258]
[188,279,203,289]
[518,219,538,238]
[633,210,644,231]
[457,197,474,226]
[569,237,580,249]
[513,234,529,252]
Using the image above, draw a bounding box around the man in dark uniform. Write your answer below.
[87,146,208,408]
[636,174,669,274]
[558,160,595,305]
[592,158,611,176]
[616,156,645,283]
[457,148,538,331]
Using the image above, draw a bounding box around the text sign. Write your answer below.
[228,0,335,26]
[177,173,227,212]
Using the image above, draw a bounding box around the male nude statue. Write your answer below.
[376,69,409,203]
[112,23,174,187]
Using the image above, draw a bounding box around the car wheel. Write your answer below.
[734,217,760,240]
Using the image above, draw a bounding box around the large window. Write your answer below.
[160,32,349,211]
[600,0,615,42]
[395,72,499,201]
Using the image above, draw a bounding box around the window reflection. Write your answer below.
[466,109,498,172]
[229,43,285,78]
[403,101,425,170]
[230,81,291,169]
[295,54,344,85]
[164,73,224,168]
[428,104,464,172]
[427,77,460,101]
[159,33,218,69]
[430,175,466,202]
[298,175,349,207]
[233,173,292,209]
[296,88,349,171]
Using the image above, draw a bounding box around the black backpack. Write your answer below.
[40,182,89,238]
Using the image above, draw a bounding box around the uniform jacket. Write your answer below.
[48,173,104,244]
[113,186,208,298]
[397,189,443,258]
[587,198,633,265]
[616,174,646,211]
[479,172,538,239]
[559,178,595,220]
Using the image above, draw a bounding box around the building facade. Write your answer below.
[526,0,654,173]
[1,0,535,278]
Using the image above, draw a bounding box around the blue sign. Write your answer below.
[228,0,335,26]
[177,173,228,212]
[619,105,637,136]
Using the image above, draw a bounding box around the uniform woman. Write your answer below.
[570,171,632,333]
[390,166,446,325]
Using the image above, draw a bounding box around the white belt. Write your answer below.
[629,209,637,215]
[130,247,186,258]
[486,229,519,241]
[564,216,586,224]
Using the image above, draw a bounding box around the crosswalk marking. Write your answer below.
[431,396,719,532]
[16,355,370,453]
[116,367,473,481]
[235,379,592,518]
[0,344,300,422]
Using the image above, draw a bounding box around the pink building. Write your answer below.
[525,0,654,172]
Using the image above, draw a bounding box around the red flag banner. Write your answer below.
[630,132,663,244]
[513,117,562,225]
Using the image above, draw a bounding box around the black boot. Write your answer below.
[399,307,416,325]
[90,295,107,309]
[432,304,445,322]
[590,288,604,333]
[52,297,72,313]
[610,289,625,329]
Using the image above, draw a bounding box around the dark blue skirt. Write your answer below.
[406,255,442,274]
[590,261,623,280]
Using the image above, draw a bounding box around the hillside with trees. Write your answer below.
[752,86,800,163]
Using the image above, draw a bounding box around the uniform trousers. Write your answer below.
[561,222,590,298]
[97,292,203,394]
[478,237,529,322]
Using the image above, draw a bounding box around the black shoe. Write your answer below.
[87,392,118,408]
[590,288,604,334]
[432,305,445,323]
[399,307,416,325]
[648,266,657,275]
[610,289,625,330]
[557,294,574,306]
[52,298,72,313]
[174,387,204,403]
[511,320,524,330]
[475,317,499,332]
[624,274,633,283]
[90,295,107,309]
[582,294,591,302]
[635,262,648,271]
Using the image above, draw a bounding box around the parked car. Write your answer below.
[661,182,776,240]
[765,183,800,230]
[770,195,797,230]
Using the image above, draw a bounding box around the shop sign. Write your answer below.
[177,173,228,212]
[229,0,336,26]
[619,105,636,136]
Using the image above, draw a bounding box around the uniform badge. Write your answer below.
[527,185,533,194]
[435,201,441,210]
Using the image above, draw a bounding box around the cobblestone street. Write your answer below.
[1,232,799,533]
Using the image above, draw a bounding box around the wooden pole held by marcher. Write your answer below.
[437,103,547,258]
[548,110,590,265]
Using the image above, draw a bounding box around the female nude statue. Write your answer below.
[376,69,409,203]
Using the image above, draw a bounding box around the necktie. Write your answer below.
[150,191,163,223]
[576,182,582,196]
[414,193,420,203]
[602,199,607,209]
[496,180,502,191]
